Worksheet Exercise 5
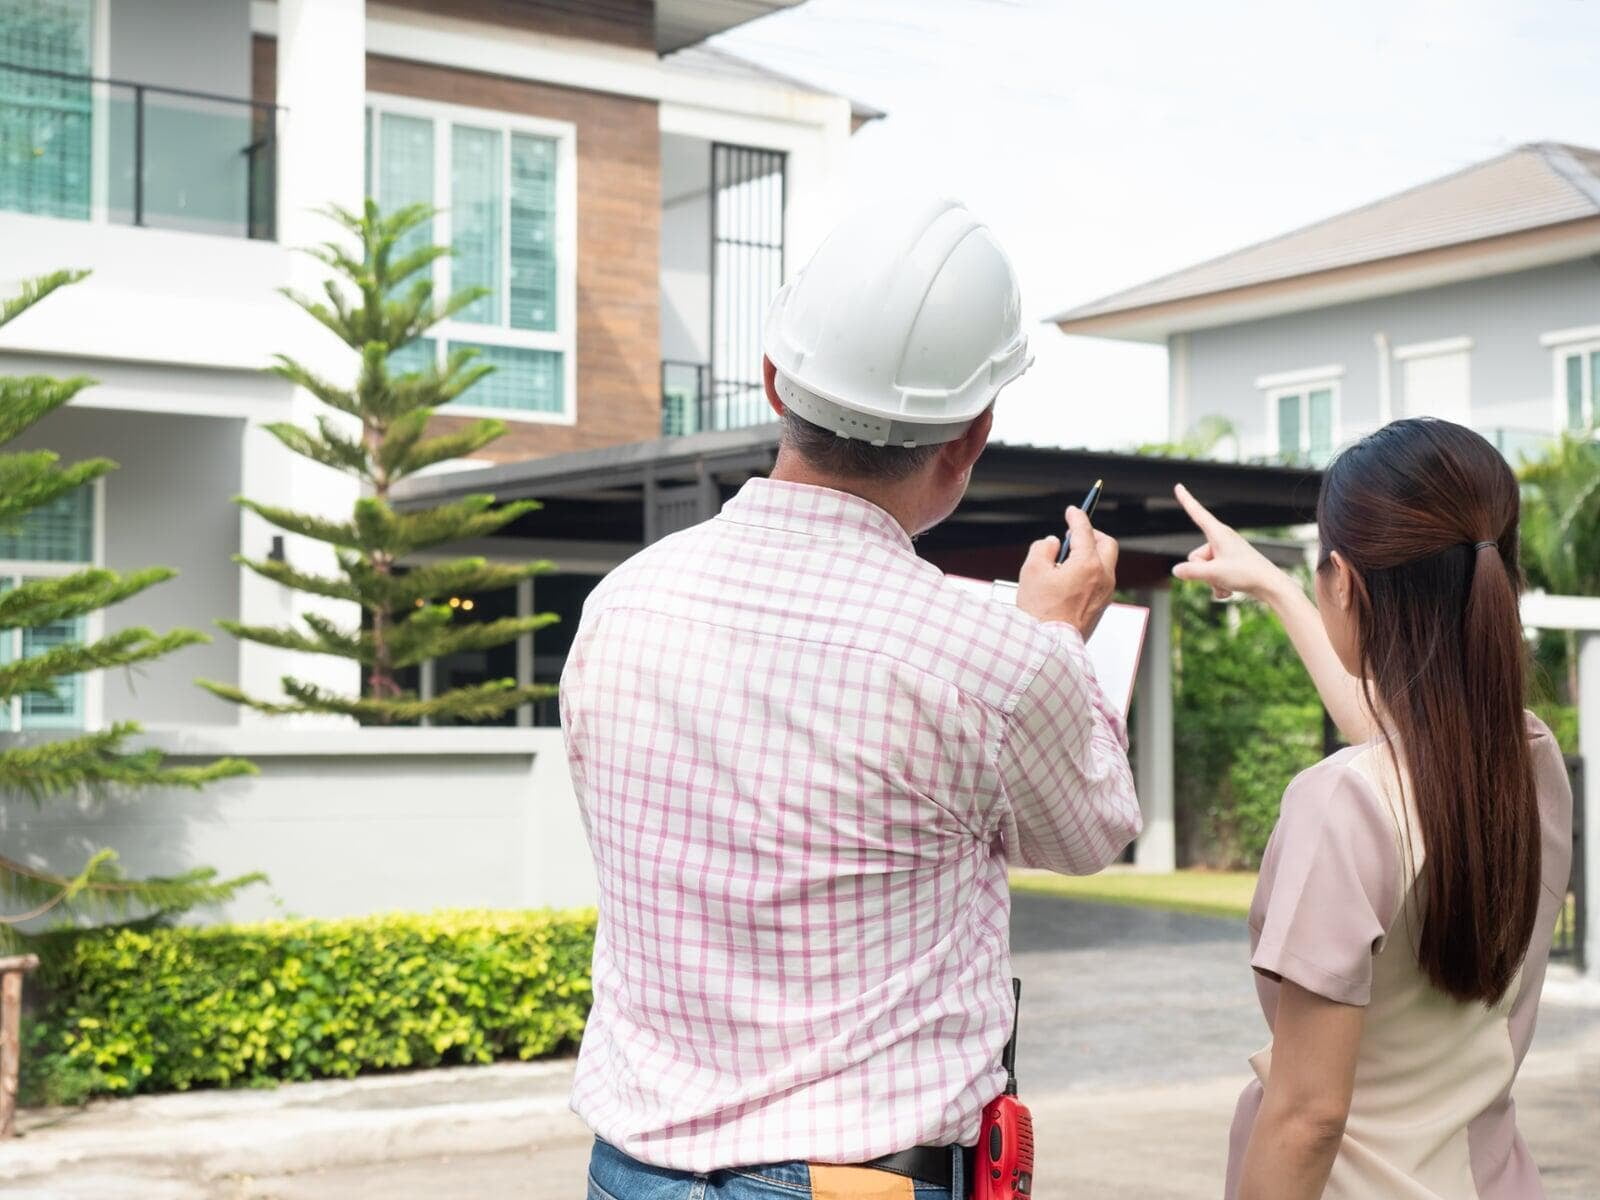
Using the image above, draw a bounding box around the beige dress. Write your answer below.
[1225,715,1573,1199]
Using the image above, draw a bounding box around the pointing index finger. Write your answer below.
[1174,483,1227,539]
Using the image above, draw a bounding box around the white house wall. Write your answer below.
[1178,258,1600,455]
[660,133,713,365]
[4,407,244,728]
[7,728,598,925]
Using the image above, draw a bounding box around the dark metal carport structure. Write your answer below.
[394,425,1325,871]
[394,424,1322,581]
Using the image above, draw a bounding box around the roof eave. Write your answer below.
[1051,214,1600,344]
[656,0,809,54]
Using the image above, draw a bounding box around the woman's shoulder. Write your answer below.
[1279,742,1398,828]
[1522,709,1575,838]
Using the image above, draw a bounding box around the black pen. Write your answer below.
[1055,478,1103,565]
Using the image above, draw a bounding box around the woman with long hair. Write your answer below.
[1176,418,1573,1199]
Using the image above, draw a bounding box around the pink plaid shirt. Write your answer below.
[561,478,1140,1171]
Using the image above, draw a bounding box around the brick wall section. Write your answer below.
[378,0,654,51]
[253,39,663,462]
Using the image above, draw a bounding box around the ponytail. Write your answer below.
[1319,420,1540,1005]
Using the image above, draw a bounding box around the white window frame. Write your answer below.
[1257,366,1343,464]
[365,92,579,426]
[1540,325,1600,433]
[0,478,105,732]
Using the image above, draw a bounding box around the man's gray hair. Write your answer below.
[779,410,943,482]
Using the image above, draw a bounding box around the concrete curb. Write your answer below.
[3,1060,580,1183]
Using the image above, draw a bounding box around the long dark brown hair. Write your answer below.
[1317,418,1539,1006]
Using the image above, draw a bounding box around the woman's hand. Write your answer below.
[1170,484,1290,603]
[1170,483,1376,745]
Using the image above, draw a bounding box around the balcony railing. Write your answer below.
[0,61,279,241]
[661,360,775,436]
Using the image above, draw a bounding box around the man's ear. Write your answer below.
[939,406,994,478]
[763,356,784,418]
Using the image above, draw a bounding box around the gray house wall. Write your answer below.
[106,0,256,237]
[1177,257,1600,458]
[108,0,251,98]
[8,407,243,727]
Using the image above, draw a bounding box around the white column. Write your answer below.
[235,0,366,725]
[1580,630,1600,982]
[1133,587,1176,872]
[1169,333,1190,441]
[516,578,535,728]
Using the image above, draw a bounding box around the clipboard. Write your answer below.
[949,576,1150,715]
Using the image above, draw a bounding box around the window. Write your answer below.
[1258,367,1340,465]
[365,96,575,422]
[0,483,96,731]
[0,0,95,221]
[1555,340,1600,432]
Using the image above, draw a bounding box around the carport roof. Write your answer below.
[395,426,1322,580]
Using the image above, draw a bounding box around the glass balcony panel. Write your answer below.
[0,61,277,240]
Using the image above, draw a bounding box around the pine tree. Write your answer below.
[201,202,557,724]
[0,271,259,950]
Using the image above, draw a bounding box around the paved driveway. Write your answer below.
[1010,891,1265,1091]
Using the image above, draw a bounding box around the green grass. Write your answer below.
[1009,869,1258,920]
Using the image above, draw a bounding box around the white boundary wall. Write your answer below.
[7,727,596,927]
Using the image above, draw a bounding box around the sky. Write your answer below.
[714,0,1600,451]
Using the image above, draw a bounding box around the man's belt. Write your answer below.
[864,1144,976,1191]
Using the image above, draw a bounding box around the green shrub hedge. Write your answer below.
[24,908,595,1104]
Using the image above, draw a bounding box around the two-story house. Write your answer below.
[0,0,871,737]
[1050,142,1600,466]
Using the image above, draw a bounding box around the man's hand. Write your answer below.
[1017,506,1118,636]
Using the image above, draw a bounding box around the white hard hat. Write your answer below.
[763,195,1032,447]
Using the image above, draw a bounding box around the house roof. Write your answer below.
[662,43,886,127]
[1051,142,1600,343]
[657,0,808,54]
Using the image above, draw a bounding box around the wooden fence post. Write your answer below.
[0,954,40,1138]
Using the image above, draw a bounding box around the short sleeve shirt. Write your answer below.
[1227,717,1573,1199]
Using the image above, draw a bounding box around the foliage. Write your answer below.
[203,202,557,725]
[1137,414,1238,460]
[1172,579,1324,867]
[1519,427,1600,598]
[0,272,257,950]
[22,908,596,1104]
[1518,427,1600,706]
[1531,701,1577,756]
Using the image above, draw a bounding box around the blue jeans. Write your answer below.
[587,1139,959,1199]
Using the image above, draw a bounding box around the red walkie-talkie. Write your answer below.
[974,978,1034,1199]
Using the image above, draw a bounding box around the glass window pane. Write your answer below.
[1307,388,1334,462]
[1567,352,1585,431]
[387,335,436,375]
[20,586,83,729]
[451,124,503,325]
[1588,351,1600,427]
[377,112,434,258]
[1277,393,1302,460]
[0,484,92,562]
[452,342,562,413]
[0,0,94,220]
[509,133,558,332]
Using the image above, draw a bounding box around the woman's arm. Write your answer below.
[1237,980,1364,1200]
[1170,485,1375,745]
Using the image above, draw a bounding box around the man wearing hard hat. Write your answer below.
[563,197,1141,1199]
